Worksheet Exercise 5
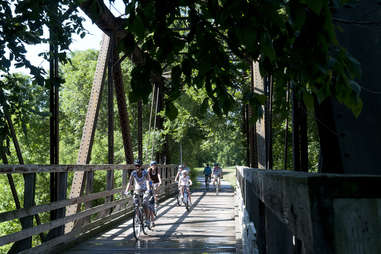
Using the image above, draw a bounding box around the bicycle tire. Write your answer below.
[183,191,190,211]
[177,192,182,206]
[133,209,141,240]
[141,210,148,235]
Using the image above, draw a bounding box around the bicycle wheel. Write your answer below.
[133,209,141,240]
[153,204,157,217]
[141,209,148,235]
[183,191,189,211]
[177,191,182,206]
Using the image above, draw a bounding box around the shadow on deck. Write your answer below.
[63,179,238,253]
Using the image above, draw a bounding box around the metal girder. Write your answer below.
[253,61,267,169]
[65,34,110,233]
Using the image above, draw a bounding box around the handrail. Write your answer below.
[0,164,179,253]
[236,166,381,254]
[0,164,177,174]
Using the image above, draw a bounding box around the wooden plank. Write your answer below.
[19,207,135,254]
[62,178,236,254]
[0,164,177,175]
[0,188,124,222]
[0,198,130,246]
[237,166,381,254]
[0,164,136,174]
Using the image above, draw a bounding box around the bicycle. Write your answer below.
[177,187,182,206]
[147,190,156,227]
[181,186,191,211]
[213,176,221,195]
[131,192,149,240]
[205,175,211,191]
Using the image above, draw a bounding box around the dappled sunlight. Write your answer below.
[64,178,237,253]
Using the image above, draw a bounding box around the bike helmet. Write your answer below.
[178,164,184,169]
[213,162,219,166]
[134,159,142,166]
[150,160,157,166]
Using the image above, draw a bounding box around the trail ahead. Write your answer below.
[64,177,238,253]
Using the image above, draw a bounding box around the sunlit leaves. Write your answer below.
[0,0,85,84]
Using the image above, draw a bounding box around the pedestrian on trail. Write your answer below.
[203,164,212,188]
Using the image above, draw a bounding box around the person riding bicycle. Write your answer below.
[211,163,223,189]
[179,169,192,205]
[175,164,188,183]
[125,159,151,227]
[203,164,212,189]
[148,160,162,208]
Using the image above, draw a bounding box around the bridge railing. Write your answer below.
[236,166,381,254]
[0,164,178,253]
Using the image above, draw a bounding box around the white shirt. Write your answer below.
[212,167,222,177]
[179,175,190,186]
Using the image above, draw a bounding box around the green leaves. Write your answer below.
[130,66,152,102]
[307,0,324,15]
[129,15,145,40]
[165,101,179,120]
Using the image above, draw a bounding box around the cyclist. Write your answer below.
[179,169,192,205]
[203,164,212,189]
[147,160,162,207]
[175,164,188,202]
[175,164,187,183]
[211,163,223,189]
[125,159,151,227]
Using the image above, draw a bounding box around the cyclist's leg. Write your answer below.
[187,186,192,204]
[142,192,151,225]
[153,183,159,204]
[133,193,141,217]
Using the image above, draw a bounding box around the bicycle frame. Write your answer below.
[132,193,149,240]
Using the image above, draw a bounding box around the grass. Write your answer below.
[191,166,237,189]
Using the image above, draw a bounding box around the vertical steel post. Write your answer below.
[65,34,110,233]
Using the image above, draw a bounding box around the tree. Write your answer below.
[78,0,361,118]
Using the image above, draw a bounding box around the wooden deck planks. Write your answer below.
[63,178,237,253]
